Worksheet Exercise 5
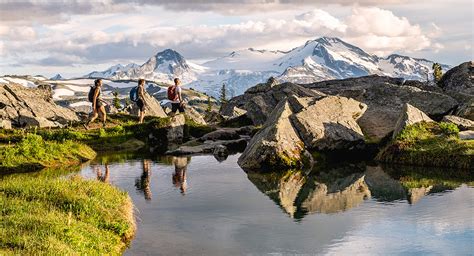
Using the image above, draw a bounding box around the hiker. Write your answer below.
[84,79,107,129]
[167,78,185,115]
[135,159,152,200]
[172,156,189,195]
[136,79,147,123]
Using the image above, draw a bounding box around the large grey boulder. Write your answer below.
[221,82,324,125]
[237,99,307,170]
[304,76,457,140]
[0,83,79,128]
[441,115,474,131]
[129,92,167,118]
[0,119,12,129]
[184,106,207,125]
[439,61,474,95]
[291,96,367,150]
[167,114,185,143]
[393,103,434,139]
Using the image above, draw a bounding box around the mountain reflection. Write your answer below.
[246,164,469,220]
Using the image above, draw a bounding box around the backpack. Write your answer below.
[88,86,96,102]
[167,86,178,101]
[130,86,139,102]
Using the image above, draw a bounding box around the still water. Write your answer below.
[80,154,473,255]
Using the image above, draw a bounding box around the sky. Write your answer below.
[0,0,472,78]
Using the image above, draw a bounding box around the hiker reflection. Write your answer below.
[172,156,189,195]
[135,159,152,200]
[95,164,110,183]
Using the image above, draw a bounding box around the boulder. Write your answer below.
[213,145,229,162]
[184,106,207,125]
[0,83,79,127]
[441,115,474,131]
[129,92,167,118]
[199,128,240,141]
[221,82,324,125]
[167,114,185,143]
[220,105,247,119]
[0,119,12,129]
[439,61,474,95]
[204,110,224,124]
[393,103,434,139]
[304,76,458,140]
[18,115,60,128]
[290,96,367,150]
[166,138,247,155]
[237,99,307,170]
[455,98,474,121]
[459,130,474,140]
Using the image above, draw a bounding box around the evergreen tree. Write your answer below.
[432,63,443,83]
[220,83,227,104]
[206,96,212,113]
[112,91,121,110]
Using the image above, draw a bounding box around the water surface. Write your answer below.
[79,154,474,255]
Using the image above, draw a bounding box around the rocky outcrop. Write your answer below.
[221,81,324,125]
[439,61,474,95]
[166,138,247,155]
[291,96,367,150]
[0,83,79,128]
[442,115,474,131]
[304,76,458,140]
[393,103,434,138]
[237,99,307,170]
[459,130,474,140]
[199,128,241,141]
[0,119,12,129]
[129,92,167,118]
[184,106,207,125]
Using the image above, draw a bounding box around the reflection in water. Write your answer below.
[94,164,110,183]
[73,154,472,255]
[135,159,152,200]
[172,156,189,195]
[247,164,469,220]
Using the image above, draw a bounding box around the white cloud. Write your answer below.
[0,3,466,76]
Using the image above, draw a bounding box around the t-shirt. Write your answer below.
[171,86,182,103]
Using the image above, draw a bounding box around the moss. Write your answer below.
[0,175,135,255]
[0,134,96,173]
[183,117,215,139]
[377,122,473,169]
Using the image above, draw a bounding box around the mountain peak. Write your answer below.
[50,74,64,80]
[154,49,184,61]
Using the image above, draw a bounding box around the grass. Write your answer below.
[0,175,135,255]
[377,122,474,169]
[0,134,96,173]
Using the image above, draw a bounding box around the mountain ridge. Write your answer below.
[83,37,450,97]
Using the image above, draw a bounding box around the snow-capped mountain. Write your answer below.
[83,37,450,98]
[50,74,64,80]
[86,49,205,84]
[86,63,139,79]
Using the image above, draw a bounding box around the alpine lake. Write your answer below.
[6,151,471,255]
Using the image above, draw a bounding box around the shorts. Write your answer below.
[171,103,185,113]
[137,99,145,112]
[95,100,104,111]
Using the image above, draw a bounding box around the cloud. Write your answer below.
[0,3,463,75]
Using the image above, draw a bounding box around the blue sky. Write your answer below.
[0,0,472,78]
